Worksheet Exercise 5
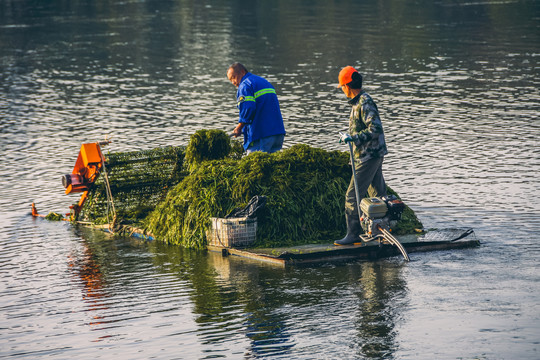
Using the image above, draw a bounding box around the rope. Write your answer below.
[101,156,117,233]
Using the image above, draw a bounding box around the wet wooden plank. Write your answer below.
[208,238,480,266]
[207,246,287,267]
[89,223,480,266]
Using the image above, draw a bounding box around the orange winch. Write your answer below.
[62,141,109,219]
[31,140,113,222]
[32,140,110,221]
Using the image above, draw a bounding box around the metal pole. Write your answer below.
[347,141,364,225]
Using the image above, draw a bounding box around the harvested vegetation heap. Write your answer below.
[81,130,422,248]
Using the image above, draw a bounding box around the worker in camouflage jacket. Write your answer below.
[335,66,388,246]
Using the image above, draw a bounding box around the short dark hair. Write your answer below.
[347,71,363,89]
[229,62,248,75]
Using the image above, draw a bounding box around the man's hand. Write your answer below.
[339,132,353,144]
[232,123,244,138]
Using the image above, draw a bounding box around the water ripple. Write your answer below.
[1,1,539,359]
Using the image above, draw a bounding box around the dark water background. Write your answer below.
[1,0,539,359]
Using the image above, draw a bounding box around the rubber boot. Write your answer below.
[334,213,362,246]
[334,233,360,246]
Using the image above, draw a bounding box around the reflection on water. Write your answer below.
[172,243,406,359]
[61,228,412,359]
[68,239,109,328]
[356,263,405,358]
[1,0,539,358]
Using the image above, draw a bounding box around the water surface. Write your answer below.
[1,1,539,359]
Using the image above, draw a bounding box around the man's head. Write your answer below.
[337,66,363,97]
[227,62,248,87]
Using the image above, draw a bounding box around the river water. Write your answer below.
[1,1,539,359]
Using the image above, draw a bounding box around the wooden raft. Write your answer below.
[207,228,480,267]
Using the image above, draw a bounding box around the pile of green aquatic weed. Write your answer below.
[145,141,422,249]
[78,146,186,225]
[184,129,243,168]
[145,144,349,248]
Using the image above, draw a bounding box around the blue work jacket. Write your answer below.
[236,73,285,150]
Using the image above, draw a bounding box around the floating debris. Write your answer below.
[45,212,64,221]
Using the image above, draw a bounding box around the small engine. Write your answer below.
[359,195,405,237]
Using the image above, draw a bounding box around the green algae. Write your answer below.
[145,144,353,248]
[45,212,64,221]
[144,136,422,249]
[184,129,232,169]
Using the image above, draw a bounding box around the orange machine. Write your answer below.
[62,142,108,219]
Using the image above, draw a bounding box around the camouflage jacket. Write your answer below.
[348,90,388,163]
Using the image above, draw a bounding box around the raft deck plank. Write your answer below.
[86,223,479,267]
[209,229,480,266]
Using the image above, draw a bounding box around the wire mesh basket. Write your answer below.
[207,217,257,248]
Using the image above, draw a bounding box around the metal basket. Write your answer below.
[207,217,257,248]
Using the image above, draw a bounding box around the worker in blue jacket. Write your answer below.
[227,63,286,153]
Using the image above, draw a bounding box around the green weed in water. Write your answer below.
[45,212,64,221]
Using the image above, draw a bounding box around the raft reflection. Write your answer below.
[68,228,407,358]
[67,227,112,339]
[355,262,406,357]
[202,249,406,358]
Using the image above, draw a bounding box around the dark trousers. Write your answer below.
[344,156,387,235]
